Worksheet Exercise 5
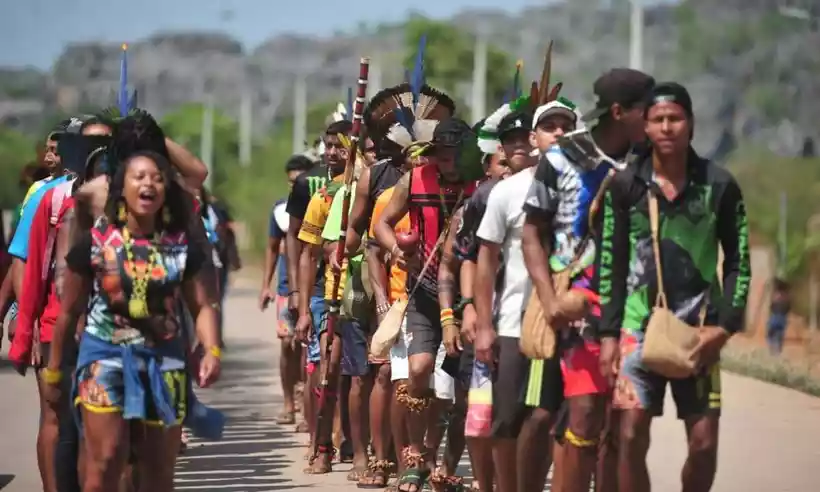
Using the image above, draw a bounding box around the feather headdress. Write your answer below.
[363,34,455,149]
[502,60,524,104]
[477,41,564,153]
[100,44,139,121]
[325,87,355,126]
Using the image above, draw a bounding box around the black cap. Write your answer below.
[46,119,72,141]
[50,114,99,140]
[497,110,533,139]
[646,82,693,118]
[431,117,473,148]
[582,68,656,122]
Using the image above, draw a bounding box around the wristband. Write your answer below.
[41,367,63,385]
[288,290,300,297]
[208,346,222,359]
[376,303,392,316]
[391,244,399,257]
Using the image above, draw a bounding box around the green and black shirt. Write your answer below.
[597,148,751,338]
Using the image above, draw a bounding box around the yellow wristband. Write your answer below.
[208,346,222,359]
[41,367,63,385]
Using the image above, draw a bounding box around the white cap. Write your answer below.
[532,100,577,129]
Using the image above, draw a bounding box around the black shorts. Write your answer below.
[340,318,371,377]
[318,308,371,377]
[405,292,442,357]
[490,337,563,439]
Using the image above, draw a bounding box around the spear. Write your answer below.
[311,57,370,462]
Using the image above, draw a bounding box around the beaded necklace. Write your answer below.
[122,226,160,319]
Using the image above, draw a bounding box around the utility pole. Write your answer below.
[369,54,383,98]
[471,26,488,122]
[200,94,214,190]
[293,73,307,154]
[779,191,788,275]
[239,89,252,166]
[629,0,644,70]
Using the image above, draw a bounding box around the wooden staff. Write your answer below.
[312,57,370,462]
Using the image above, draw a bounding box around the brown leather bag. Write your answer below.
[640,190,701,379]
[520,169,616,360]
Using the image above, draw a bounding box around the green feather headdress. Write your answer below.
[477,40,564,154]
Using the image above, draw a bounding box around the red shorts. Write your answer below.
[561,339,609,398]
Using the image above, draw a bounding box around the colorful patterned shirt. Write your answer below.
[66,220,205,346]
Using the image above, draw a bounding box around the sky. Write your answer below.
[0,0,545,69]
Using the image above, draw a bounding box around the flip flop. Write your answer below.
[275,411,296,425]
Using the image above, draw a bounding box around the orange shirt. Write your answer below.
[369,186,410,303]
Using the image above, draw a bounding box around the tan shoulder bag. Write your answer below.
[520,169,617,360]
[640,190,701,379]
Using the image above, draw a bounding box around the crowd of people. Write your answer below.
[0,39,752,492]
[259,43,751,492]
[0,104,238,491]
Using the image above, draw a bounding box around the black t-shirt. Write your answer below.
[286,165,329,221]
[368,159,403,203]
[453,178,500,262]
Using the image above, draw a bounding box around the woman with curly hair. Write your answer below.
[41,112,222,492]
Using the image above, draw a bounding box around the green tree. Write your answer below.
[403,17,513,119]
[730,147,820,280]
[0,128,37,209]
[161,103,240,198]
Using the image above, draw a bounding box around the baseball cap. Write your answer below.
[49,115,100,141]
[582,68,656,123]
[647,82,693,117]
[532,100,578,128]
[46,119,72,141]
[497,110,532,139]
[431,117,473,148]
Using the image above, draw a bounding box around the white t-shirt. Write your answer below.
[476,168,535,338]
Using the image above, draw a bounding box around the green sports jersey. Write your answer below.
[597,149,751,337]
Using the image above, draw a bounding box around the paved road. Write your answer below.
[2,281,820,491]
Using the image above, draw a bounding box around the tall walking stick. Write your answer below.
[312,57,370,462]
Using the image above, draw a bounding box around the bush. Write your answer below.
[721,342,820,397]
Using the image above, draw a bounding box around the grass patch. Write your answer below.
[721,342,820,397]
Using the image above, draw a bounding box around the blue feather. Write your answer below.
[410,34,426,108]
[129,89,138,111]
[118,44,128,116]
[392,108,415,140]
[346,87,353,120]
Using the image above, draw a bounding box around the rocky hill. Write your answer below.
[0,0,816,158]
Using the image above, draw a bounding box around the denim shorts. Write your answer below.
[306,296,324,363]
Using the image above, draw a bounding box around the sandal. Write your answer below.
[358,459,392,489]
[303,446,334,474]
[397,448,430,492]
[430,467,464,492]
[397,468,430,492]
[339,440,354,463]
[348,466,368,482]
[295,420,309,433]
[276,411,296,425]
